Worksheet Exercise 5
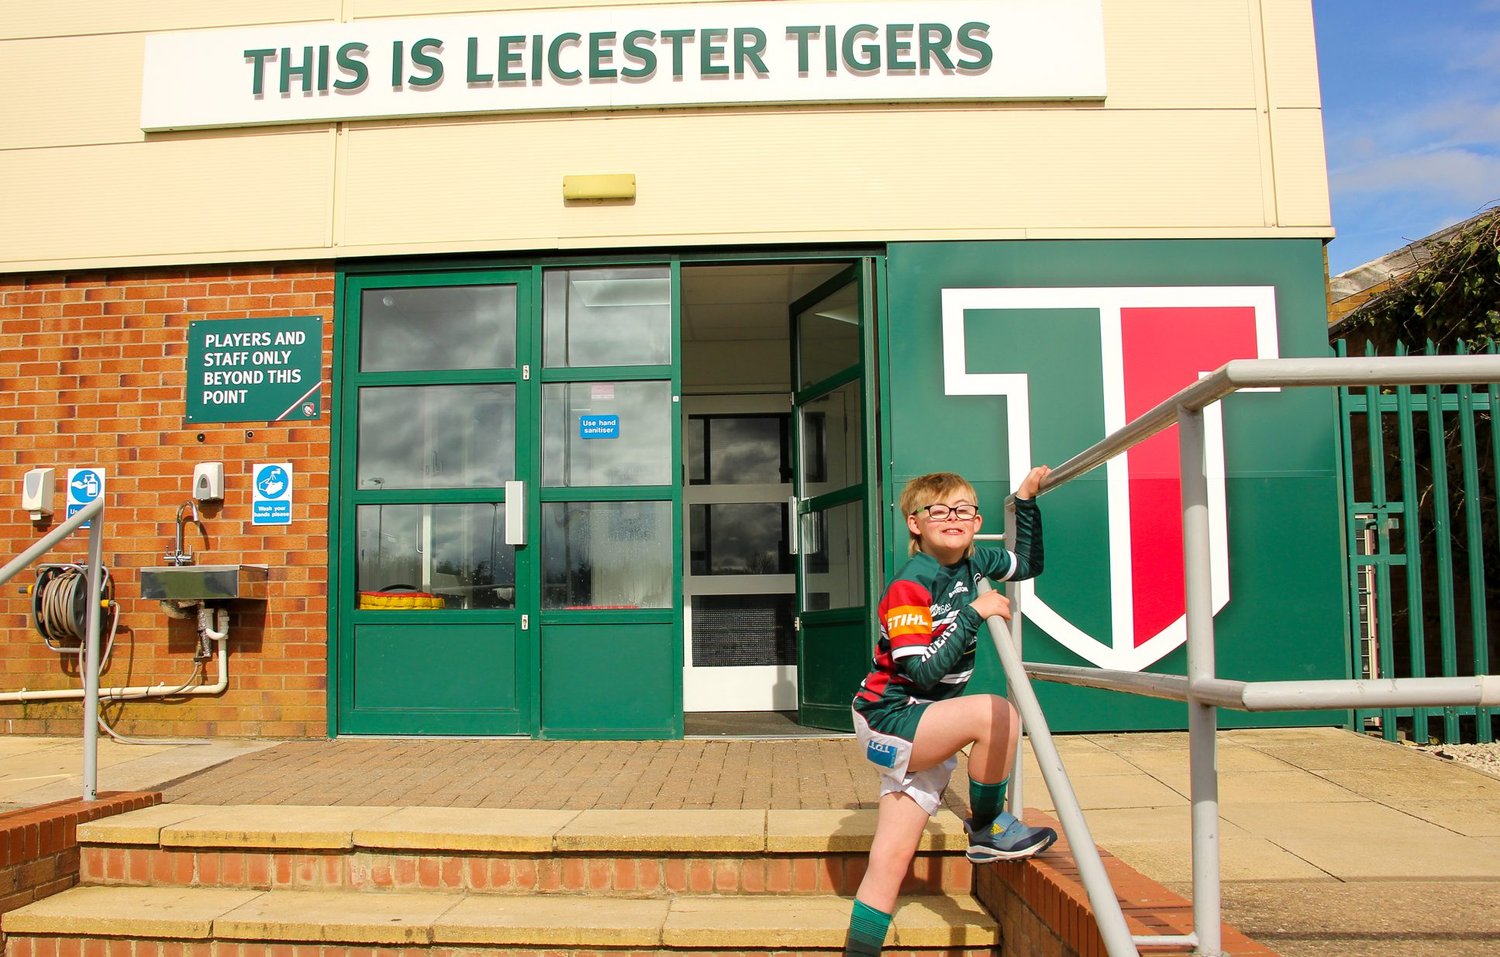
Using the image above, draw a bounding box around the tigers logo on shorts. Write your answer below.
[866,739,899,768]
[941,285,1280,672]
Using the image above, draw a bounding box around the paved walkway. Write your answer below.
[4,726,1499,957]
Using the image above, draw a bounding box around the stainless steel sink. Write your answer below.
[139,564,269,601]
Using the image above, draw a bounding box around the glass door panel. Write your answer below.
[681,397,797,712]
[337,271,531,736]
[537,264,682,738]
[790,263,878,732]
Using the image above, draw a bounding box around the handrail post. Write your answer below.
[1004,499,1024,816]
[1179,407,1222,956]
[81,504,104,802]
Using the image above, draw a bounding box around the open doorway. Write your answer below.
[679,261,849,729]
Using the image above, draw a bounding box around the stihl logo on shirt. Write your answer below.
[941,285,1279,671]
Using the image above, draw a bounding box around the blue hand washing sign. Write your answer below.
[252,462,294,525]
[579,414,620,439]
[67,468,106,527]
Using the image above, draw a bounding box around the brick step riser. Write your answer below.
[5,938,993,957]
[79,846,972,898]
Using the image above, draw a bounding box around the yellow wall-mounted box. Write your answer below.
[562,174,636,200]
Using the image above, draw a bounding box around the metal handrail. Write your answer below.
[0,497,107,801]
[988,353,1500,957]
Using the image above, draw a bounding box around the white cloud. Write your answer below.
[1332,148,1500,206]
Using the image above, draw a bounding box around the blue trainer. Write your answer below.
[964,812,1058,863]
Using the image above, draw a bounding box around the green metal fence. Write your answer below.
[1336,338,1497,744]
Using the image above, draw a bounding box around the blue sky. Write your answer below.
[1314,1,1500,274]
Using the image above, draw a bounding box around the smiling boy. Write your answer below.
[843,468,1055,957]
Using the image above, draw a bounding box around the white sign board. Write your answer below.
[141,0,1106,131]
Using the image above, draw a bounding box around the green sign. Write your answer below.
[186,316,322,423]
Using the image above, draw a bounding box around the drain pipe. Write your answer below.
[0,605,231,704]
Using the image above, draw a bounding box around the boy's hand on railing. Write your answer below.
[970,588,1011,621]
[1015,465,1052,500]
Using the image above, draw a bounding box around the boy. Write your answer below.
[843,468,1055,957]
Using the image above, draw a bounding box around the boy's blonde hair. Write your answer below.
[899,472,979,557]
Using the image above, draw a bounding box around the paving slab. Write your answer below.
[1107,835,1329,883]
[765,808,967,852]
[78,803,221,844]
[214,889,458,944]
[890,893,1000,948]
[437,894,668,947]
[554,808,766,852]
[160,804,399,849]
[2,885,261,938]
[661,895,853,948]
[1221,800,1500,880]
[1218,879,1500,957]
[352,806,579,852]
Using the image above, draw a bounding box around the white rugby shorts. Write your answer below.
[852,706,957,816]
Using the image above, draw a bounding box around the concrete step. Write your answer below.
[2,884,998,955]
[75,804,975,898]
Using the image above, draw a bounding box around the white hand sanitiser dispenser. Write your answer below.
[192,462,225,502]
[22,467,55,519]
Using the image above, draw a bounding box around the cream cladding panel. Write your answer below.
[1271,109,1332,227]
[1,35,148,150]
[1,1,340,40]
[1,132,334,268]
[1097,0,1257,109]
[1260,0,1324,109]
[338,107,1268,253]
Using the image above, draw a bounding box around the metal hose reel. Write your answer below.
[29,563,117,651]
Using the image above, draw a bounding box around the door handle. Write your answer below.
[788,495,800,555]
[505,480,526,545]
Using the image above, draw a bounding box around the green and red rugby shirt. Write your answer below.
[853,498,1043,735]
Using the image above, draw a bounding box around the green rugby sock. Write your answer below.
[968,777,1009,831]
[844,899,892,956]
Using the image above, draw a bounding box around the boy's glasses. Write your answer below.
[918,503,978,522]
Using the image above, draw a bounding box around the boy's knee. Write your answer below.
[982,694,1017,726]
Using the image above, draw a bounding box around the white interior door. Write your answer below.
[682,394,797,711]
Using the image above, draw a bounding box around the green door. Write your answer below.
[533,264,683,739]
[335,263,684,738]
[336,270,534,735]
[790,262,881,731]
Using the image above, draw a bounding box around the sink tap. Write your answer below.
[167,500,201,566]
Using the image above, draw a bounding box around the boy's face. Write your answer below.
[907,493,983,562]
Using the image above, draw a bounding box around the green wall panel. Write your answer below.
[540,622,680,738]
[350,621,523,734]
[884,239,1346,732]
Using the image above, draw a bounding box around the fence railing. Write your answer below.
[0,498,107,801]
[991,354,1500,957]
[1336,339,1496,744]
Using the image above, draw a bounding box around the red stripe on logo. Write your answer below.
[1120,307,1258,646]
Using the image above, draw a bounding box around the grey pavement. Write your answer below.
[4,726,1499,957]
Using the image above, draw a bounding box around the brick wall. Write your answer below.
[974,811,1280,957]
[0,791,160,937]
[0,264,335,739]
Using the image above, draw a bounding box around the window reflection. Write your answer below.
[358,384,515,489]
[690,504,792,575]
[542,381,672,487]
[361,285,517,372]
[800,500,864,611]
[356,504,515,608]
[800,381,859,494]
[543,266,671,367]
[542,501,672,609]
[687,414,791,485]
[796,281,859,388]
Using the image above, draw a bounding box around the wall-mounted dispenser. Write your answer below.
[22,467,55,520]
[192,462,225,502]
